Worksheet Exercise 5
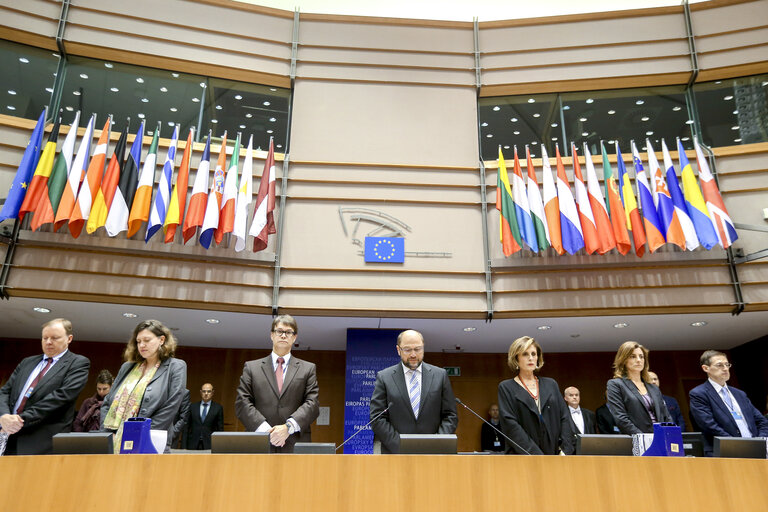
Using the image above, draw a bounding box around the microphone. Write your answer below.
[335,402,392,452]
[455,397,531,455]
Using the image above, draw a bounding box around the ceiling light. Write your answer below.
[503,145,510,149]
[733,110,739,115]
[73,90,81,96]
[510,117,518,122]
[137,113,145,119]
[215,105,222,110]
[463,327,477,332]
[579,117,587,122]
[646,131,653,136]
[104,63,114,68]
[685,120,694,124]
[486,134,493,138]
[481,122,488,127]
[715,81,722,84]
[160,87,168,92]
[211,119,218,124]
[276,144,282,148]
[551,137,558,141]
[585,98,594,104]
[205,318,220,324]
[672,106,682,111]
[19,57,29,63]
[136,77,144,83]
[141,98,149,103]
[613,322,628,328]
[263,101,271,106]
[681,137,690,141]
[234,94,242,100]
[530,153,535,157]
[269,117,276,122]
[110,87,119,92]
[513,131,520,135]
[731,126,739,130]
[582,132,588,136]
[7,105,16,110]
[266,129,273,134]
[167,121,175,126]
[635,100,645,105]
[122,312,137,318]
[533,113,540,118]
[245,113,252,118]
[551,123,558,127]
[492,106,500,111]
[690,321,708,327]
[734,138,742,143]
[33,307,50,313]
[8,90,16,95]
[607,140,614,144]
[724,95,733,100]
[171,72,179,77]
[45,87,53,93]
[527,98,535,103]
[192,97,200,102]
[65,106,73,111]
[537,325,551,330]
[79,73,89,79]
[641,116,649,121]
[169,107,178,112]
[239,124,246,129]
[607,110,616,115]
[270,88,277,91]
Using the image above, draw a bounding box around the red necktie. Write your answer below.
[276,357,284,393]
[17,357,53,413]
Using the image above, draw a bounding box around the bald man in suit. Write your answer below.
[235,314,319,453]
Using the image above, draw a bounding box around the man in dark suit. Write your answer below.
[185,383,224,450]
[0,318,90,455]
[689,350,768,456]
[596,402,620,434]
[480,404,505,452]
[369,329,458,454]
[235,314,319,453]
[563,386,596,437]
[171,389,191,448]
[648,371,686,431]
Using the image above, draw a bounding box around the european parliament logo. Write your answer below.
[364,237,404,263]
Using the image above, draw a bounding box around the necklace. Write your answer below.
[518,375,539,400]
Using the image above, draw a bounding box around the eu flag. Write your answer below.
[364,237,404,263]
[0,109,46,223]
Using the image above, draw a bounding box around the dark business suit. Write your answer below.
[370,362,458,454]
[172,389,191,448]
[689,381,768,456]
[0,351,90,455]
[235,354,320,453]
[498,377,574,455]
[596,403,620,434]
[606,377,671,435]
[101,357,187,452]
[567,406,597,436]
[185,400,224,450]
[480,421,505,452]
[662,395,686,431]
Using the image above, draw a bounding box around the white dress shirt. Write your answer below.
[569,405,585,434]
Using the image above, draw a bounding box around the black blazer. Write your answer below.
[0,351,90,455]
[370,362,458,454]
[498,376,574,455]
[596,404,620,434]
[606,377,671,435]
[185,400,224,450]
[567,407,597,436]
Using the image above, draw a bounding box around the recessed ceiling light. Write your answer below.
[245,113,252,118]
[537,325,551,330]
[234,94,242,100]
[586,98,594,104]
[607,110,616,115]
[503,145,510,149]
[733,110,739,115]
[215,105,222,110]
[685,120,694,125]
[171,72,179,77]
[527,98,535,103]
[137,113,145,119]
[160,87,168,92]
[123,312,137,318]
[641,116,649,121]
[19,57,29,63]
[211,119,218,124]
[691,321,708,327]
[613,322,628,328]
[192,97,200,102]
[33,307,50,313]
[79,73,89,79]
[486,134,493,138]
[724,95,733,100]
[169,107,178,112]
[270,88,277,91]
[510,117,518,122]
[276,144,282,148]
[579,117,587,122]
[141,98,149,103]
[45,87,53,93]
[551,137,558,141]
[672,106,682,111]
[73,90,81,96]
[563,105,570,110]
[607,140,614,144]
[463,327,476,332]
[7,105,16,111]
[492,106,500,111]
[168,121,175,126]
[715,81,722,84]
[110,87,119,92]
[104,62,114,68]
[681,136,690,141]
[635,100,645,105]
[551,123,558,127]
[205,318,220,324]
[646,131,653,136]
[581,132,588,137]
[65,106,73,111]
[533,113,540,118]
[263,101,271,106]
[269,117,276,122]
[239,124,246,129]
[266,129,273,134]
[8,90,16,95]
[513,131,520,135]
[731,126,739,130]
[136,77,144,83]
[530,153,536,157]
[481,122,488,127]
[734,138,742,143]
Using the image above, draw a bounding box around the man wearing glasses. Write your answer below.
[235,314,319,452]
[689,350,768,456]
[369,329,458,453]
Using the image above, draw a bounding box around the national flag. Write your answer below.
[540,145,563,255]
[571,144,598,254]
[146,125,179,242]
[694,138,738,249]
[646,139,685,250]
[127,125,160,238]
[494,147,522,256]
[87,126,127,234]
[583,143,616,254]
[19,116,61,222]
[525,146,549,252]
[0,109,46,223]
[54,114,95,232]
[511,147,538,252]
[631,141,665,253]
[555,145,584,255]
[678,138,719,250]
[662,139,699,250]
[105,121,144,237]
[30,112,81,232]
[182,132,211,244]
[616,143,647,257]
[250,137,278,252]
[600,142,630,255]
[233,134,254,252]
[200,131,228,249]
[164,128,194,243]
[70,117,110,238]
[215,132,240,245]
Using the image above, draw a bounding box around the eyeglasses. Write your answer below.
[399,347,423,355]
[710,362,732,369]
[273,329,296,337]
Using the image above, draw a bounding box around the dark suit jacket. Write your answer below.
[498,376,574,455]
[101,357,187,452]
[480,421,505,452]
[234,354,320,453]
[185,399,224,450]
[370,362,458,454]
[172,389,191,447]
[0,350,90,455]
[689,381,768,456]
[567,406,597,436]
[662,395,686,431]
[606,377,671,435]
[596,404,620,434]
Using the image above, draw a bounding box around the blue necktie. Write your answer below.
[202,402,209,422]
[408,370,420,418]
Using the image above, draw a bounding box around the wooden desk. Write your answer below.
[2,454,766,511]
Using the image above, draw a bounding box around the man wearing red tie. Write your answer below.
[0,318,90,455]
[235,314,319,453]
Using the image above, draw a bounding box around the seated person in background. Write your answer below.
[689,350,768,456]
[606,341,671,435]
[564,386,596,436]
[647,371,686,431]
[480,404,505,452]
[73,369,114,432]
[595,401,620,434]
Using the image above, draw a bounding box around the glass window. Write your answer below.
[0,39,59,121]
[479,94,557,161]
[694,74,768,147]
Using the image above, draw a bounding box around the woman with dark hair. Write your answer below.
[101,319,187,452]
[73,369,114,432]
[497,336,574,455]
[606,341,671,434]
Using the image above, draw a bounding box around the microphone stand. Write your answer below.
[335,402,392,452]
[455,397,531,455]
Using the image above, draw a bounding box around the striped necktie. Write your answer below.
[408,369,420,418]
